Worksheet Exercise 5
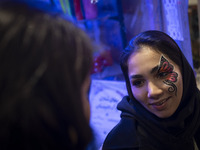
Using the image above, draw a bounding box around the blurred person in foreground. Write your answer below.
[0,1,93,149]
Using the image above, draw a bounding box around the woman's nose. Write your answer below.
[147,81,163,99]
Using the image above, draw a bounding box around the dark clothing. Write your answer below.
[103,95,200,150]
[103,51,200,149]
[102,110,139,150]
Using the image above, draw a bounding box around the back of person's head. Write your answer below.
[0,1,93,149]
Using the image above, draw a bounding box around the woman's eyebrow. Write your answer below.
[129,65,159,79]
[129,74,143,79]
[150,65,159,74]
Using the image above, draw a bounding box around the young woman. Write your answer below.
[103,30,200,150]
[0,1,93,149]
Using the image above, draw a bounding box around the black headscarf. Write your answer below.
[118,45,200,149]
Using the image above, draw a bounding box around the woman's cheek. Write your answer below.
[132,88,144,102]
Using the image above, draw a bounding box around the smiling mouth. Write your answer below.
[150,97,171,106]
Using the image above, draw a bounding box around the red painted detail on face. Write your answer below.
[159,56,178,83]
[160,61,173,73]
[167,72,178,82]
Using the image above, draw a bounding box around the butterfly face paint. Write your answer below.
[158,56,178,95]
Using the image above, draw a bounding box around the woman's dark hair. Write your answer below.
[120,30,183,98]
[0,2,93,150]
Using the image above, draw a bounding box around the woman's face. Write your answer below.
[128,46,183,118]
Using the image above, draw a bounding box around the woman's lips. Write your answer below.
[149,96,171,111]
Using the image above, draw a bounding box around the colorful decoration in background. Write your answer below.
[59,0,72,15]
[82,0,98,19]
[91,0,99,4]
[59,0,98,20]
[73,0,84,20]
[91,50,113,74]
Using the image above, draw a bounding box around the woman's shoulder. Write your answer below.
[102,116,139,150]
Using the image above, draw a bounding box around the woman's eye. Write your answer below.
[132,80,144,87]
